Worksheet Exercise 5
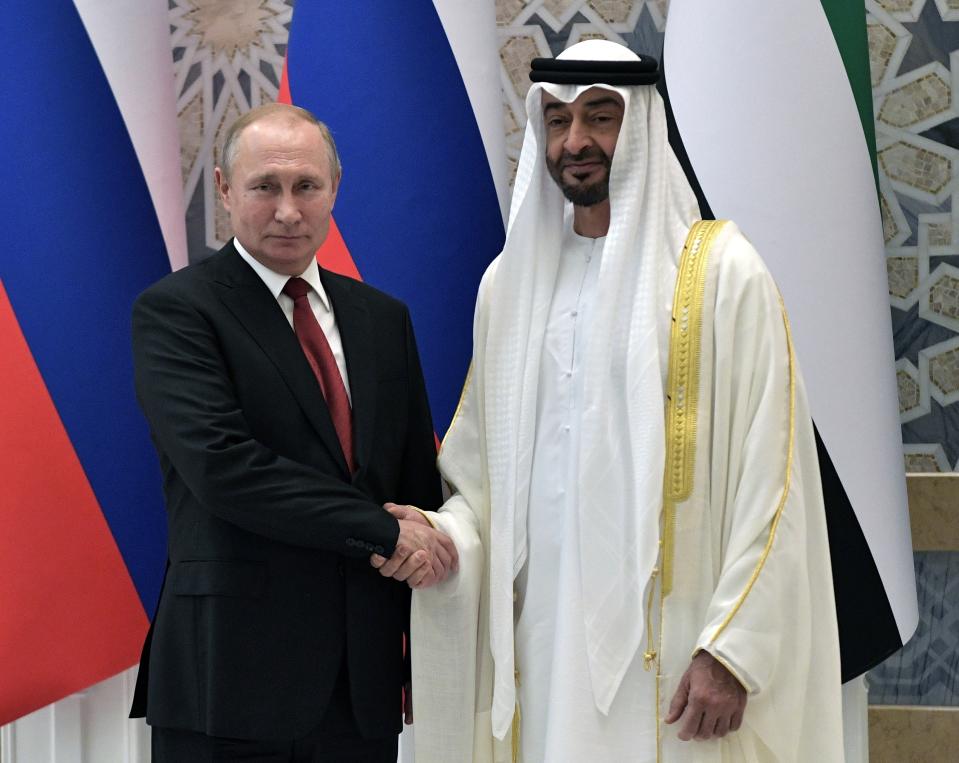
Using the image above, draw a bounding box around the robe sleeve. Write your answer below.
[410,261,499,763]
[692,232,840,710]
[409,491,486,762]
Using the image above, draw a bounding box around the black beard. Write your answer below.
[545,147,612,207]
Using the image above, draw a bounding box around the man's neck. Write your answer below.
[572,199,610,238]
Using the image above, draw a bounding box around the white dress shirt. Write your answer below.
[233,238,351,401]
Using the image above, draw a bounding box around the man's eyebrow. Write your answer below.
[583,96,623,110]
[542,96,623,116]
[246,171,324,184]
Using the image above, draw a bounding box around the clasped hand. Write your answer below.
[370,503,458,589]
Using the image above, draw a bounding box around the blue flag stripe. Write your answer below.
[0,2,172,612]
[287,1,505,433]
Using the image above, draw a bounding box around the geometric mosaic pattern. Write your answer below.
[871,1,959,470]
[868,551,959,705]
[170,0,293,264]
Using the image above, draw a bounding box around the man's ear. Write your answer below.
[214,166,231,211]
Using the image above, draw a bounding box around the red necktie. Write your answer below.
[282,277,355,473]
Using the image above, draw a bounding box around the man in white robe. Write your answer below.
[372,40,844,762]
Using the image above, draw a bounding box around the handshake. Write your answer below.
[369,503,459,589]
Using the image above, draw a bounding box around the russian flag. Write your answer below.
[0,1,184,724]
[0,0,503,731]
[283,0,507,435]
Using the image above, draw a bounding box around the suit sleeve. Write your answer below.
[132,283,400,558]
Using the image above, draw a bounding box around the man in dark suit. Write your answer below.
[130,103,457,762]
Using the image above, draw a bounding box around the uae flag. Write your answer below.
[663,1,918,678]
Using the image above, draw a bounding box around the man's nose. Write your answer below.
[274,192,301,224]
[564,119,592,155]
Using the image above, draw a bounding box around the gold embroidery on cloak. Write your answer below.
[651,219,726,761]
[662,220,725,594]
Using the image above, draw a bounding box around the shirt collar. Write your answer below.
[564,222,607,257]
[233,237,331,311]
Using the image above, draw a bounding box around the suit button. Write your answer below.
[374,545,384,554]
[346,538,355,547]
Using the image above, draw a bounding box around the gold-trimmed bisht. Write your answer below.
[646,219,726,761]
[706,290,796,646]
[644,222,797,763]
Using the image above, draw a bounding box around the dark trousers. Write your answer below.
[151,727,397,763]
[151,663,398,763]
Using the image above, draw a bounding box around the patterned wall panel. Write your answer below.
[869,0,959,471]
[170,0,293,265]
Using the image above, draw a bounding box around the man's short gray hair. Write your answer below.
[219,103,342,181]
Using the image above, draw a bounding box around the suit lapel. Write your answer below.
[322,270,377,478]
[211,247,350,477]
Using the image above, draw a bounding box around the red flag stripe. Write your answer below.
[0,281,148,723]
[278,57,362,280]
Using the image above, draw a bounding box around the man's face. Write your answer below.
[214,116,340,276]
[542,87,625,207]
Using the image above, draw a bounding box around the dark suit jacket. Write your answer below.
[129,242,442,741]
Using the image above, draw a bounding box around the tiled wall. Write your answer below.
[170,0,293,266]
[871,1,959,471]
[863,1,959,713]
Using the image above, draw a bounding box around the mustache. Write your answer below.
[557,147,611,166]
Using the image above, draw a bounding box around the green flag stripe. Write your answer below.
[820,0,878,180]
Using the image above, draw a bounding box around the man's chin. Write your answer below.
[559,183,610,207]
[545,160,610,206]
[256,243,316,273]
